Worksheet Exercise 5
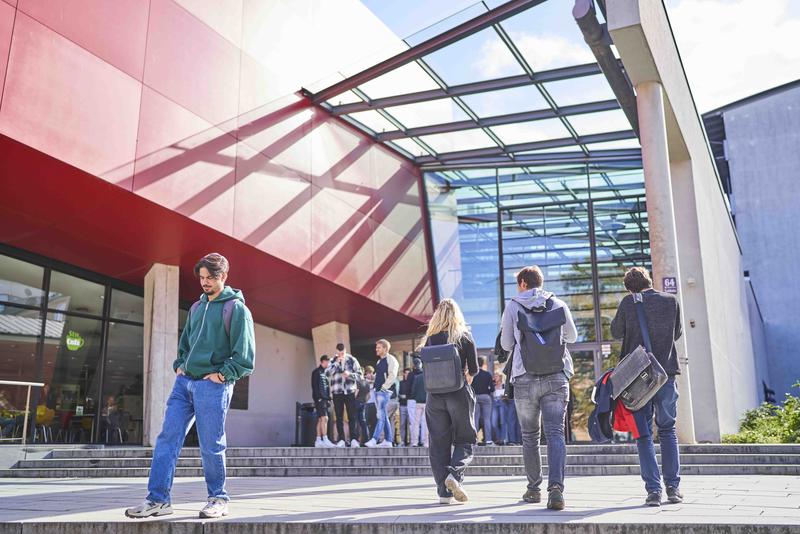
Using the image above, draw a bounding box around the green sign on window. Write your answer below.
[65,330,85,351]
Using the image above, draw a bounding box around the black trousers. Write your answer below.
[426,385,477,498]
[332,393,357,442]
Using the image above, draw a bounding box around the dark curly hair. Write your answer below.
[194,253,229,278]
[623,266,653,293]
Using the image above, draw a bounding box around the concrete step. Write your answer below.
[14,453,800,469]
[2,463,798,478]
[43,443,800,458]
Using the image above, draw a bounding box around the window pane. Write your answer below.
[101,323,143,443]
[0,306,42,415]
[40,314,104,443]
[48,271,105,316]
[0,254,45,307]
[110,290,144,323]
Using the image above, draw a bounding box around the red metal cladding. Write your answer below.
[0,134,426,339]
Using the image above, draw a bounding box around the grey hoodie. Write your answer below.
[500,288,578,381]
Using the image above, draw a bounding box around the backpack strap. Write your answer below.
[190,300,201,316]
[222,299,236,336]
[633,293,653,353]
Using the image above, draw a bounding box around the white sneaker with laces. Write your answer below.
[364,438,378,448]
[445,474,469,503]
[199,497,229,519]
[125,500,173,518]
[322,437,336,448]
[377,440,394,448]
[336,440,346,448]
[350,439,361,448]
[314,437,325,448]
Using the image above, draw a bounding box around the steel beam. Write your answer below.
[377,99,620,141]
[420,148,642,172]
[309,0,547,104]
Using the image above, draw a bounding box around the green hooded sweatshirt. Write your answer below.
[173,286,255,382]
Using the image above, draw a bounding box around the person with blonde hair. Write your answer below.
[420,298,479,504]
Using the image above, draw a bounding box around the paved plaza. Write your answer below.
[0,475,799,532]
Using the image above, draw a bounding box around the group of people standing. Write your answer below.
[312,340,429,448]
[125,252,685,520]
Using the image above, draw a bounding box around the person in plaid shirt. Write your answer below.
[325,343,363,447]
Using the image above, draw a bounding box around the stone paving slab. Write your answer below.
[0,475,798,533]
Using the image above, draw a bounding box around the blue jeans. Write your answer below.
[514,372,569,492]
[371,390,392,442]
[474,393,492,442]
[491,397,508,443]
[505,399,521,444]
[147,374,234,503]
[636,377,681,494]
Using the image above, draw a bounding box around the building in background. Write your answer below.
[703,79,800,401]
[0,0,766,445]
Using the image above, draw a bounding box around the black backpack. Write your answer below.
[516,297,567,375]
[420,339,465,394]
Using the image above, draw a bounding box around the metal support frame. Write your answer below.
[419,148,641,171]
[310,0,548,104]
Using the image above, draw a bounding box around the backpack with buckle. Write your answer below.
[610,293,668,411]
[420,338,466,394]
[516,297,567,375]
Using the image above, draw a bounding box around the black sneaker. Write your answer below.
[666,486,683,504]
[522,488,541,503]
[547,489,565,510]
[645,492,662,507]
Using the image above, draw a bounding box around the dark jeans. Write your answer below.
[426,385,477,498]
[332,393,357,442]
[636,377,681,494]
[355,400,369,442]
[505,399,521,444]
[514,372,569,492]
[491,397,507,443]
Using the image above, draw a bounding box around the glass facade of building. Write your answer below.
[0,247,145,444]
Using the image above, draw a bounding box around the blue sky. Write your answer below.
[360,0,800,112]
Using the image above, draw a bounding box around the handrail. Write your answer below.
[0,380,44,446]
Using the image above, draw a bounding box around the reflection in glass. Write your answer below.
[0,306,42,412]
[110,290,144,323]
[48,271,105,317]
[0,254,45,307]
[101,323,144,443]
[569,350,595,442]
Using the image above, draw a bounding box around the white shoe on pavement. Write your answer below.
[322,437,336,448]
[364,438,378,448]
[315,438,325,448]
[336,440,346,448]
[438,497,454,504]
[125,500,173,518]
[377,440,394,448]
[445,474,469,503]
[350,439,361,448]
[199,497,229,519]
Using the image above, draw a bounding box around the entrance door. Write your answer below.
[567,349,596,442]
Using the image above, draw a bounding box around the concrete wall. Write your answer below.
[609,0,759,440]
[226,321,315,446]
[723,86,800,399]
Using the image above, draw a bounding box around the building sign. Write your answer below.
[601,343,611,356]
[65,330,85,351]
[662,277,678,294]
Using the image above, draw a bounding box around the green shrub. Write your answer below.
[722,381,800,444]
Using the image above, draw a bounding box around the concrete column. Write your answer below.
[142,263,180,446]
[311,321,351,358]
[636,81,696,443]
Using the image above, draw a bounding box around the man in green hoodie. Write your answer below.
[126,253,255,520]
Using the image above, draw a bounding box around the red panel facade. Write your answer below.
[0,1,435,335]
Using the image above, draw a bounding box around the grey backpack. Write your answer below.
[190,299,236,335]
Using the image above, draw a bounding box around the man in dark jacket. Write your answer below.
[407,357,426,446]
[312,355,335,448]
[471,357,494,445]
[611,266,684,507]
[126,253,255,520]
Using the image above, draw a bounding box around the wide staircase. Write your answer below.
[3,443,799,478]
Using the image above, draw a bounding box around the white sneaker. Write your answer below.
[364,438,378,448]
[486,441,494,446]
[377,440,394,448]
[199,497,229,519]
[322,437,336,448]
[336,440,346,448]
[438,496,454,504]
[350,439,361,448]
[125,500,173,518]
[445,474,469,503]
[315,438,325,448]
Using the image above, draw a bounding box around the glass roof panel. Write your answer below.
[404,1,489,47]
[387,138,432,158]
[490,117,572,145]
[386,98,472,128]
[326,90,364,106]
[567,109,633,137]
[358,62,440,100]
[516,145,586,154]
[422,28,525,86]
[418,127,498,153]
[348,110,401,134]
[584,139,642,151]
[498,0,595,72]
[460,85,550,118]
[543,74,618,107]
